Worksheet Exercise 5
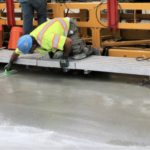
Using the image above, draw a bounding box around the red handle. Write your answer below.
[6,0,16,28]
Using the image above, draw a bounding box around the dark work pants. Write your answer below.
[68,21,93,56]
[20,0,47,34]
[50,21,94,59]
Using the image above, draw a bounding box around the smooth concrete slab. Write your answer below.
[0,66,150,150]
[76,56,150,76]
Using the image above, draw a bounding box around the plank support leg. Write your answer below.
[84,70,91,74]
[45,67,50,71]
[26,65,30,69]
[63,68,70,73]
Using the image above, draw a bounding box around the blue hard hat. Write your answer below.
[17,35,32,54]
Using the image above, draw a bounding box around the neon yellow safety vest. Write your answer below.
[15,18,70,54]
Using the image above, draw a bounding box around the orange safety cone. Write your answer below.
[8,27,24,50]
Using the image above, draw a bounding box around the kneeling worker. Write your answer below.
[5,17,100,70]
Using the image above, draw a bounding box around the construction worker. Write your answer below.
[4,17,100,70]
[19,0,47,34]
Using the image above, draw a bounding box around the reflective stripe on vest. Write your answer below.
[52,34,61,49]
[17,48,22,54]
[37,18,68,46]
[56,18,68,37]
[37,19,56,45]
[36,49,40,53]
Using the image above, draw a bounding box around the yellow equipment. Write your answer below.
[1,1,150,58]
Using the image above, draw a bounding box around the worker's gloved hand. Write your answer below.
[4,61,13,71]
[60,56,69,68]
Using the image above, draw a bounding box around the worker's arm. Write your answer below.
[4,52,20,71]
[63,38,72,57]
[10,51,20,62]
[60,38,72,68]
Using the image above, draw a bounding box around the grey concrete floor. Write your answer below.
[0,64,150,150]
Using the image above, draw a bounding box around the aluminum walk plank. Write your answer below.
[0,49,44,66]
[1,49,150,76]
[0,49,76,69]
[76,56,150,76]
[37,55,76,69]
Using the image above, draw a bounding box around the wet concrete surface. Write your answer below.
[0,64,150,149]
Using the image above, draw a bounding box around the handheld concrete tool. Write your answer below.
[0,70,17,77]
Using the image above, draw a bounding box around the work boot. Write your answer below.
[53,51,63,59]
[92,47,101,55]
[71,50,87,60]
[48,52,53,59]
[49,51,63,59]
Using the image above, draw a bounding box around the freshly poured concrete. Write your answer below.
[0,64,150,150]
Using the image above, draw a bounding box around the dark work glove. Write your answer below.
[60,56,69,68]
[4,61,13,71]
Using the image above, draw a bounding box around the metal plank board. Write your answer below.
[76,56,150,76]
[1,49,150,76]
[76,56,150,68]
[37,55,76,69]
[17,53,47,66]
[0,57,37,66]
[0,49,16,63]
[0,49,45,66]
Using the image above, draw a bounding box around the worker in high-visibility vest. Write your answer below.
[19,0,47,34]
[4,17,100,70]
